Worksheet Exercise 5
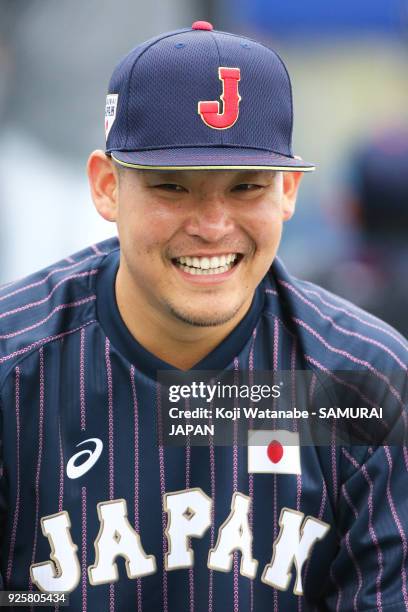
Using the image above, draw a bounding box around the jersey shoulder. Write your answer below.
[266,257,408,373]
[0,237,119,385]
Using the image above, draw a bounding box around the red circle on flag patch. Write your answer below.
[267,440,284,464]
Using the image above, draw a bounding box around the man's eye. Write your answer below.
[154,184,186,192]
[232,184,262,192]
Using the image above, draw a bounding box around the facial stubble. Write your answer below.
[166,296,248,328]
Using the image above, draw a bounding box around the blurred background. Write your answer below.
[0,0,407,334]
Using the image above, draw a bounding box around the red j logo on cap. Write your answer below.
[248,430,301,474]
[198,67,241,130]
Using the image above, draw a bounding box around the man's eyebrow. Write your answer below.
[139,170,276,180]
[148,171,244,179]
[139,171,184,180]
[232,170,276,180]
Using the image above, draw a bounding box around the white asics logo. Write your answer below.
[66,438,103,479]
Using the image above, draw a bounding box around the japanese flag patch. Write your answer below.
[105,94,118,140]
[248,430,301,474]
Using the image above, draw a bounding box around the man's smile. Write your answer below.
[172,253,243,276]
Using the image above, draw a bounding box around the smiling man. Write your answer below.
[89,161,300,369]
[1,21,408,612]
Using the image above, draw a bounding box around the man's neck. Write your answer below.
[115,270,252,371]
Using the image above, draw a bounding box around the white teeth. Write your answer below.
[176,263,235,276]
[174,253,239,276]
[175,253,238,269]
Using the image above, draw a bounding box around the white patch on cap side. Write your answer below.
[105,94,118,141]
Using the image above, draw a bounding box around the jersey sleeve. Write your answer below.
[0,403,5,589]
[322,441,408,611]
[321,355,408,611]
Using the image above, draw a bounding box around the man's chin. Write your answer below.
[167,303,244,328]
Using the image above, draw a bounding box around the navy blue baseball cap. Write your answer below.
[105,21,315,172]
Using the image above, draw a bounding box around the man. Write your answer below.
[0,21,407,611]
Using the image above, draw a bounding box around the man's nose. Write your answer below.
[183,197,235,242]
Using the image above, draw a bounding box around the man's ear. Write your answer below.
[87,150,119,222]
[282,171,303,221]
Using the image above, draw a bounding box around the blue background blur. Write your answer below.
[234,0,407,35]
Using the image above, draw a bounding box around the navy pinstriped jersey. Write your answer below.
[0,236,408,611]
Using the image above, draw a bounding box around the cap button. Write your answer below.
[192,21,214,31]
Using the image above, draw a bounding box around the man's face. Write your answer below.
[114,168,298,328]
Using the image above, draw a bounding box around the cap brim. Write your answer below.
[110,147,315,172]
